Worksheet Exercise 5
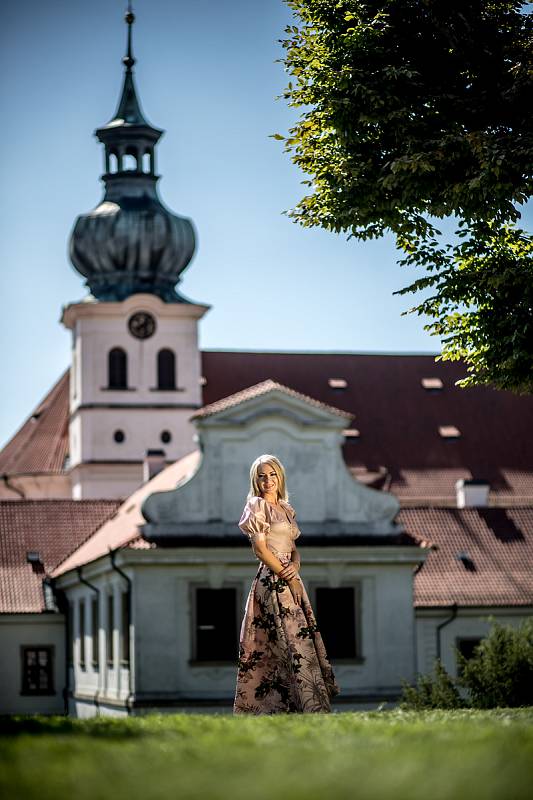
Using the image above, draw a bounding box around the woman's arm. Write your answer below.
[253,542,302,605]
[277,546,300,580]
[252,541,287,576]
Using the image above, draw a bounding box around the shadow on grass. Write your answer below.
[0,715,149,739]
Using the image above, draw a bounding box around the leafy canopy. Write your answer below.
[279,0,533,392]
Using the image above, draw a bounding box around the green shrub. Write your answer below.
[400,659,463,710]
[458,619,533,708]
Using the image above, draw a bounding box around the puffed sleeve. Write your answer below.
[238,496,270,545]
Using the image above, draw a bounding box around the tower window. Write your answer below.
[123,152,137,171]
[161,430,172,444]
[142,151,151,173]
[108,152,118,174]
[113,430,125,444]
[157,348,176,390]
[108,348,128,389]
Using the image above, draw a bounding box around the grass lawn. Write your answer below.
[0,709,532,800]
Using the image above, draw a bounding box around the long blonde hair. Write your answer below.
[247,454,289,502]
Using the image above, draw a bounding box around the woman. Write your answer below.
[233,453,340,714]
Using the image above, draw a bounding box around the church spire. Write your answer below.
[68,3,196,303]
[101,2,158,132]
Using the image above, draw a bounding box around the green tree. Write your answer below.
[459,619,533,708]
[278,0,533,392]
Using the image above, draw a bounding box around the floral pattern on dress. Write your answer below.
[233,497,340,715]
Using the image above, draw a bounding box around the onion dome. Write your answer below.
[69,6,195,302]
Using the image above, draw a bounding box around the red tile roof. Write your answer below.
[400,507,533,607]
[191,379,352,420]
[0,371,69,476]
[52,451,200,577]
[0,500,120,613]
[202,351,533,503]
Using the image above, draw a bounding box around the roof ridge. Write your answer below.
[201,348,441,357]
[192,378,352,420]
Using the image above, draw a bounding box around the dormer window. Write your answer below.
[328,378,347,389]
[439,425,461,439]
[343,429,360,440]
[422,377,444,391]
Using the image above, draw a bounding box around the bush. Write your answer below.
[400,659,463,710]
[401,619,533,710]
[459,619,533,708]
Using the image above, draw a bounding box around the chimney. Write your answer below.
[143,450,166,483]
[26,551,44,574]
[455,479,490,508]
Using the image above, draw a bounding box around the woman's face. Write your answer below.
[256,463,279,497]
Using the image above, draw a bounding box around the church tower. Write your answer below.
[62,6,209,499]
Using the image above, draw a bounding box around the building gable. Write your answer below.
[141,380,400,537]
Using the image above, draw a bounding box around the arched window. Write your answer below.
[108,348,128,389]
[123,153,137,171]
[157,348,176,390]
[108,152,118,174]
[142,151,151,173]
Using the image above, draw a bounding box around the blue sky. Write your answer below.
[1,0,530,449]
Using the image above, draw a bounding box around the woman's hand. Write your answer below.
[279,562,299,581]
[288,577,302,606]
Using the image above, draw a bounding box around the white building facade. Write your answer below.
[52,383,426,716]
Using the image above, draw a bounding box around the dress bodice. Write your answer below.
[265,502,301,554]
[238,496,301,556]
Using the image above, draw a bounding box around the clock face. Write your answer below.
[128,311,156,340]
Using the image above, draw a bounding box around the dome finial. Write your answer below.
[123,2,136,70]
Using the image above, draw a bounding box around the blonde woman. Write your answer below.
[233,454,340,714]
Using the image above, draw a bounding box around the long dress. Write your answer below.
[233,495,340,714]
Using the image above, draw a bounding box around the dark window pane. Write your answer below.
[91,597,99,667]
[108,348,128,389]
[196,588,237,661]
[107,594,114,665]
[22,647,53,694]
[157,349,176,390]
[121,592,130,664]
[457,638,482,675]
[79,599,86,667]
[315,587,357,659]
[67,602,74,665]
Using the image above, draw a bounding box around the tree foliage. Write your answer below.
[400,620,533,709]
[279,1,533,392]
[400,659,464,710]
[459,618,533,708]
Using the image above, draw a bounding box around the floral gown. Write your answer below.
[233,495,340,714]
